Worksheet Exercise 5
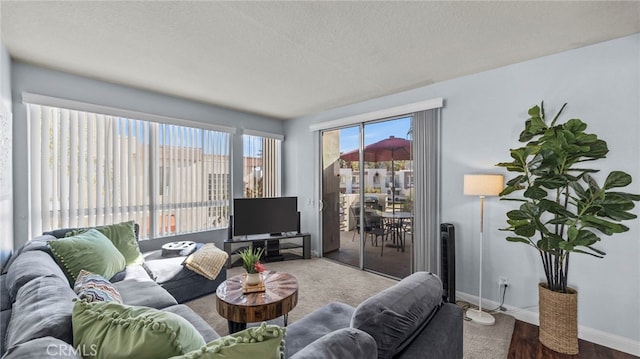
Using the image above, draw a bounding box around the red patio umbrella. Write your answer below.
[340,136,412,212]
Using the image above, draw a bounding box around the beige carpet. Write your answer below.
[185,257,514,358]
[463,312,515,359]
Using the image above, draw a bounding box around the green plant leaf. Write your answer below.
[598,207,637,221]
[564,118,587,134]
[506,175,527,186]
[499,186,522,196]
[573,230,600,246]
[582,215,629,235]
[573,248,605,258]
[535,176,567,189]
[528,117,547,134]
[506,236,532,244]
[506,210,530,220]
[549,103,567,127]
[604,171,632,189]
[514,223,536,237]
[558,241,574,251]
[586,245,606,256]
[585,139,609,158]
[537,235,562,251]
[520,202,540,217]
[496,161,524,172]
[539,199,575,218]
[524,186,547,200]
[528,105,541,117]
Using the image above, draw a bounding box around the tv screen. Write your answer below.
[233,197,299,237]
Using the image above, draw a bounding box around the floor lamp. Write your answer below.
[463,174,504,325]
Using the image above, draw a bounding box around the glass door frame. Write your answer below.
[319,114,414,278]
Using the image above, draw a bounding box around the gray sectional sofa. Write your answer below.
[0,233,225,358]
[286,271,463,359]
[1,230,462,358]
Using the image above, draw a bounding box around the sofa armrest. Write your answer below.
[285,302,354,357]
[289,328,377,359]
[396,303,463,359]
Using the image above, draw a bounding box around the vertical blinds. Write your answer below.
[243,134,281,198]
[27,104,230,239]
[412,108,441,274]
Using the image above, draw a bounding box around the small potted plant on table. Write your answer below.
[238,246,266,286]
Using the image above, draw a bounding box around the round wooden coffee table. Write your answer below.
[216,271,298,334]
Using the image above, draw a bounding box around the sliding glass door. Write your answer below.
[321,117,413,279]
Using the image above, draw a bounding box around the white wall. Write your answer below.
[0,44,13,268]
[11,62,285,249]
[285,34,640,348]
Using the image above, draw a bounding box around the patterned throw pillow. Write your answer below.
[74,270,123,304]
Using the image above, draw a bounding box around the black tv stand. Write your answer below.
[224,232,311,269]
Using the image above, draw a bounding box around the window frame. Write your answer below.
[24,93,235,240]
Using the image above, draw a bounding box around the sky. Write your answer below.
[339,116,412,153]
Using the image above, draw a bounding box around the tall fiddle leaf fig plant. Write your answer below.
[496,102,640,293]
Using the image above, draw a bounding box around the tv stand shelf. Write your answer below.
[224,233,311,269]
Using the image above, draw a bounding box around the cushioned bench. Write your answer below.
[143,248,224,303]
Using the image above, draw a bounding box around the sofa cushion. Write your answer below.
[72,300,205,359]
[113,278,177,309]
[6,250,68,302]
[350,271,443,359]
[143,250,196,284]
[2,337,82,359]
[65,221,144,265]
[285,302,354,357]
[162,304,220,343]
[289,328,377,359]
[143,249,224,303]
[74,270,123,304]
[49,229,126,283]
[5,275,76,348]
[169,323,285,359]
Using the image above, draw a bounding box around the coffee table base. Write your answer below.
[227,313,289,334]
[228,321,246,334]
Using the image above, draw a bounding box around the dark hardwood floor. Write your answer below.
[508,320,638,359]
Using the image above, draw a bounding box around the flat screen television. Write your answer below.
[232,197,299,237]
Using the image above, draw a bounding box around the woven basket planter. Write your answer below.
[538,283,579,355]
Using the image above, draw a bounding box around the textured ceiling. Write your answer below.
[2,1,639,119]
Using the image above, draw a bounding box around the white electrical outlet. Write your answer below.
[498,276,508,287]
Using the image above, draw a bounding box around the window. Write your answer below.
[27,104,231,239]
[242,134,281,198]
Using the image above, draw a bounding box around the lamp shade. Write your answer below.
[464,174,504,196]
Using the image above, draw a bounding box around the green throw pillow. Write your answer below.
[72,300,206,359]
[66,221,144,265]
[169,323,285,359]
[49,229,126,282]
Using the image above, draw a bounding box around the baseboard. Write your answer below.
[455,291,640,357]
